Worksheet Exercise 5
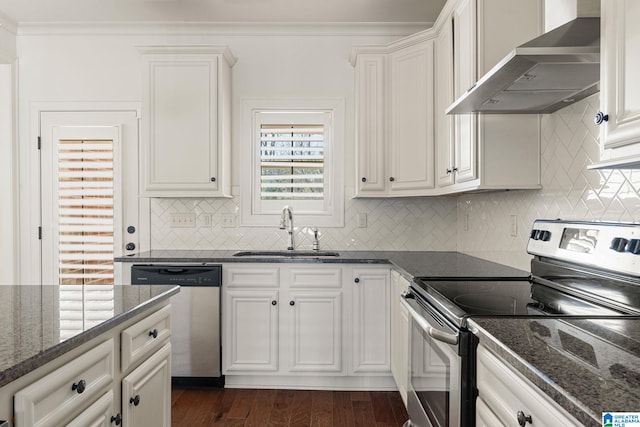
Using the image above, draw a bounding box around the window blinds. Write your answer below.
[259,124,325,200]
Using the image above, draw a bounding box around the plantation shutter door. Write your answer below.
[57,137,115,285]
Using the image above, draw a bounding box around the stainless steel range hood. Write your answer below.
[446,17,600,115]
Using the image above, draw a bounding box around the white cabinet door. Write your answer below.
[122,342,171,427]
[286,290,343,373]
[388,40,435,194]
[140,46,234,197]
[355,54,387,195]
[351,267,391,374]
[222,289,279,372]
[390,271,410,404]
[452,0,478,184]
[598,0,640,166]
[435,17,456,189]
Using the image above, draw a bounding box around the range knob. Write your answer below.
[529,229,539,239]
[610,237,629,252]
[626,239,640,255]
[539,230,551,242]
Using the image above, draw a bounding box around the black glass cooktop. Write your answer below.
[411,278,633,327]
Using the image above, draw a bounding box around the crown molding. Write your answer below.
[136,45,238,66]
[16,21,432,37]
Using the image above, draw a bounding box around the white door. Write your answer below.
[40,111,142,286]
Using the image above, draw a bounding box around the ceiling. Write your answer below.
[0,0,446,24]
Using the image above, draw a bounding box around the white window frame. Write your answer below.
[240,98,345,227]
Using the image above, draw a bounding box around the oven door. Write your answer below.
[401,292,462,427]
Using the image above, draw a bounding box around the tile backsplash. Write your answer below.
[150,195,458,252]
[458,94,640,270]
[150,94,640,269]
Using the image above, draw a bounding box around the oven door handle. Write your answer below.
[401,294,459,346]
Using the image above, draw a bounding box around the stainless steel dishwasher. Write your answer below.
[130,264,223,387]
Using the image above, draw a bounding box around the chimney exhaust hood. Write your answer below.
[446,17,600,115]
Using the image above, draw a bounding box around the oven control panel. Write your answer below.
[527,220,640,277]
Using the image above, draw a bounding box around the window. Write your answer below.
[241,99,344,227]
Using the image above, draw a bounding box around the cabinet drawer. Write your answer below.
[14,339,115,427]
[289,267,342,288]
[224,266,280,287]
[121,305,171,372]
[65,390,114,427]
[477,345,582,426]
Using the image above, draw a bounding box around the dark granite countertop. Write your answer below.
[115,250,530,280]
[470,317,640,427]
[0,285,179,388]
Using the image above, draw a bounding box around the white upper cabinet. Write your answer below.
[438,0,543,193]
[352,0,543,197]
[352,32,436,197]
[594,0,640,168]
[139,46,235,197]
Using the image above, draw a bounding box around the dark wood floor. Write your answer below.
[171,388,408,427]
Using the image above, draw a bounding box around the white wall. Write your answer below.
[15,24,458,275]
[0,17,17,285]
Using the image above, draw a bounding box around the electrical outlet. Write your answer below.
[221,213,236,228]
[170,213,196,228]
[199,213,212,228]
[464,214,469,231]
[357,212,367,228]
[510,215,518,237]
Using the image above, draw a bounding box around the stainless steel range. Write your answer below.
[402,220,640,427]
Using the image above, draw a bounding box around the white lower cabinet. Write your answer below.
[390,270,410,404]
[223,288,280,372]
[222,265,343,376]
[8,303,172,427]
[122,342,171,427]
[476,344,583,427]
[14,339,115,427]
[351,267,391,374]
[222,264,394,389]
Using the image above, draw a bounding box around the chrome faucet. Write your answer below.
[312,228,320,251]
[279,206,295,250]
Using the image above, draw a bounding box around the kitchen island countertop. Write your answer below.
[470,317,640,427]
[0,284,178,388]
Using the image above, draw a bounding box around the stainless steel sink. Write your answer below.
[233,250,340,257]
